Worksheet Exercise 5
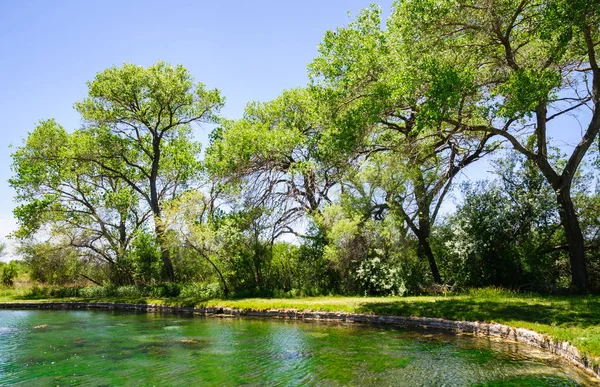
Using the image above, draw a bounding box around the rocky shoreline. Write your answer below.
[1,301,598,379]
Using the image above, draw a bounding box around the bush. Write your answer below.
[0,261,19,287]
[25,285,89,299]
[437,175,565,291]
[25,285,51,299]
[20,243,85,285]
[179,282,223,299]
[124,232,163,285]
[355,257,406,296]
[24,284,187,300]
[77,286,111,298]
[144,283,182,298]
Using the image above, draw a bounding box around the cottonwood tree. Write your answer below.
[75,62,224,281]
[206,88,338,240]
[10,120,149,284]
[309,6,494,283]
[391,0,600,291]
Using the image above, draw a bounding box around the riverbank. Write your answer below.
[1,288,599,377]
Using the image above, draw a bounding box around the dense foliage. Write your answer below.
[7,0,600,296]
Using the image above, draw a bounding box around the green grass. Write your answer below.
[1,287,599,368]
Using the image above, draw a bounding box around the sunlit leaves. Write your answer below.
[75,61,224,131]
[494,68,562,118]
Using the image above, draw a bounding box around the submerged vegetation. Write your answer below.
[4,0,600,305]
[1,307,594,386]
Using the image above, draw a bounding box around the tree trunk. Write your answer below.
[155,222,175,282]
[555,187,589,292]
[149,138,175,282]
[413,172,443,284]
[394,198,443,284]
[417,234,442,284]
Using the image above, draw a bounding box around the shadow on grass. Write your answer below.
[6,291,212,308]
[158,297,210,308]
[356,297,600,329]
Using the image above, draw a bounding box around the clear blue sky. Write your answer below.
[0,0,394,258]
[0,0,588,260]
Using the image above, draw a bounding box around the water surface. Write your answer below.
[0,310,596,386]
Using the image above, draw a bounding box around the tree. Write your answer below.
[391,0,600,291]
[74,61,224,281]
[206,88,338,240]
[10,120,148,284]
[309,5,494,283]
[316,161,422,295]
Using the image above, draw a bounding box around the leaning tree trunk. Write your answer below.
[417,231,442,284]
[395,199,443,284]
[414,174,443,284]
[188,241,229,297]
[555,187,589,292]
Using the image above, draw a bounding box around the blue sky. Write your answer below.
[0,0,396,257]
[0,1,590,260]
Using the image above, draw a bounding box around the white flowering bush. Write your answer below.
[354,257,407,296]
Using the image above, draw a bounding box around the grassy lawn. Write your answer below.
[1,287,599,367]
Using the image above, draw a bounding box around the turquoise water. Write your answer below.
[0,310,596,386]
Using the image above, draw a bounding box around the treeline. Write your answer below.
[9,0,600,295]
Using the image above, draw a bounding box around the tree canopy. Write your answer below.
[9,2,600,295]
[74,61,224,282]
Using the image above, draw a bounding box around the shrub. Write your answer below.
[0,261,18,287]
[179,282,223,299]
[20,243,84,285]
[355,257,407,296]
[125,232,163,285]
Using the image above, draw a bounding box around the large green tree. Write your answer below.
[309,5,494,283]
[390,0,600,291]
[207,88,338,240]
[10,120,148,284]
[74,62,224,281]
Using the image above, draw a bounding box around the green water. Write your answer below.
[0,310,596,386]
